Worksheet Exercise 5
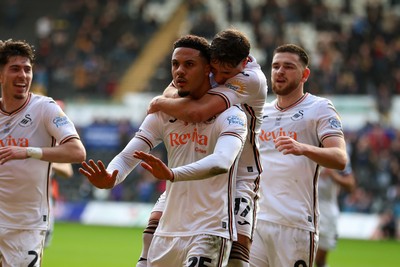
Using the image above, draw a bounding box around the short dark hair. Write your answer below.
[273,44,309,67]
[210,28,250,68]
[173,35,211,63]
[0,39,35,68]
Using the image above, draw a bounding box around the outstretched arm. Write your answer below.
[80,132,154,189]
[79,159,119,189]
[134,134,244,182]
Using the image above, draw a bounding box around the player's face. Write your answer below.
[210,59,245,85]
[0,56,33,101]
[271,52,309,96]
[171,47,210,98]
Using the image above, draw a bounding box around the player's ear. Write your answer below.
[204,64,211,77]
[302,67,310,82]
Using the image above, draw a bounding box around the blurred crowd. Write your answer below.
[2,0,400,238]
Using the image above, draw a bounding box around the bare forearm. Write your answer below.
[302,145,347,170]
[41,139,86,163]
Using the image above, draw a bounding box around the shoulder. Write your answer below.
[221,105,247,124]
[306,93,333,105]
[303,93,338,113]
[30,94,58,108]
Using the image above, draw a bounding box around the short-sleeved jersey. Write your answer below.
[318,160,353,235]
[210,55,267,193]
[109,106,247,240]
[258,93,344,232]
[0,93,80,230]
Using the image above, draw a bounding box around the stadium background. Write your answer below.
[1,0,400,255]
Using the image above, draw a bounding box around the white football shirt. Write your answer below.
[258,93,344,232]
[0,93,80,230]
[108,106,247,240]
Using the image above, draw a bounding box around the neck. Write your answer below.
[1,93,29,113]
[276,90,304,109]
[191,80,212,100]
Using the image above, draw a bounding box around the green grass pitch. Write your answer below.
[42,222,400,267]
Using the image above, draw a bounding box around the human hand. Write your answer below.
[0,146,30,164]
[79,159,118,189]
[147,95,164,114]
[274,136,304,155]
[133,150,174,181]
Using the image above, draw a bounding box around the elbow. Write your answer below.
[209,157,232,175]
[74,144,87,163]
[335,159,347,171]
[209,166,229,175]
[78,149,87,162]
[336,153,348,170]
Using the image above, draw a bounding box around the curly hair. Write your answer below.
[173,35,211,63]
[0,39,35,68]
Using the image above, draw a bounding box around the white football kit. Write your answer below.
[318,161,353,250]
[0,93,80,267]
[250,93,344,267]
[107,106,247,266]
[210,55,267,239]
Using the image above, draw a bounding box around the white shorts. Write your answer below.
[148,234,232,267]
[235,178,258,240]
[0,227,46,267]
[249,220,318,267]
[318,203,338,251]
[318,231,337,251]
[234,194,255,240]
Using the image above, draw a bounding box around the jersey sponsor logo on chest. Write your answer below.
[169,127,208,146]
[0,135,29,147]
[259,128,298,142]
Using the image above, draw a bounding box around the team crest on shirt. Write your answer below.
[291,110,304,121]
[18,114,33,127]
[329,117,342,130]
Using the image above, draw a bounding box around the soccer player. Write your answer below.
[79,35,248,266]
[0,39,86,267]
[147,28,268,267]
[315,162,355,267]
[249,44,348,267]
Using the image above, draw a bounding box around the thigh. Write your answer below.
[268,222,316,267]
[0,227,45,267]
[186,235,232,267]
[148,236,184,267]
[148,235,232,267]
[249,220,269,267]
